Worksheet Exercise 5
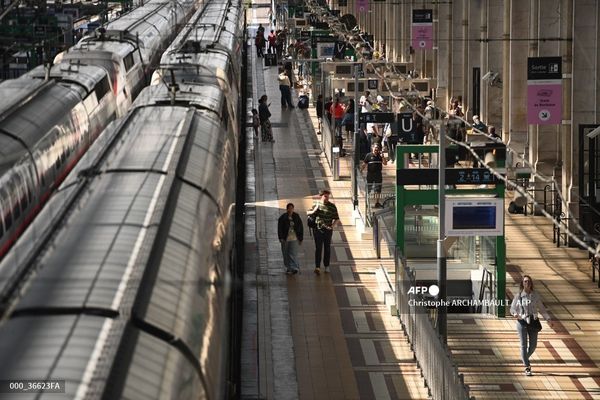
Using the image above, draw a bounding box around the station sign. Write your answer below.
[398,112,424,144]
[527,57,562,125]
[334,41,346,60]
[412,9,433,50]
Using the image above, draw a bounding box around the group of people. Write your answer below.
[277,199,553,379]
[254,24,287,59]
[277,190,339,275]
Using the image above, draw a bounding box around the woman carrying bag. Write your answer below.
[510,275,553,376]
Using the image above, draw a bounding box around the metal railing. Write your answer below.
[320,117,334,170]
[372,201,395,259]
[395,250,474,400]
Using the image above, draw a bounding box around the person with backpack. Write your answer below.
[307,190,339,275]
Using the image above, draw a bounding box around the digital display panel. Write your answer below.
[336,65,352,74]
[445,198,503,236]
[413,81,429,92]
[452,206,496,230]
[347,82,365,92]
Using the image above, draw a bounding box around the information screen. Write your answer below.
[445,198,503,236]
[452,206,496,230]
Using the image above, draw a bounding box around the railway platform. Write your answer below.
[241,6,600,400]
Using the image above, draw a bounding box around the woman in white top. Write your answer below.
[510,275,553,376]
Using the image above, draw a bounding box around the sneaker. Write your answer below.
[525,367,532,376]
[292,269,299,275]
[314,267,321,275]
[285,269,293,275]
[324,266,330,273]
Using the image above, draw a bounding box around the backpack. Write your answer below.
[307,214,317,229]
[298,95,309,109]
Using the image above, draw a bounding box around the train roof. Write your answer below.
[104,0,196,46]
[160,0,242,66]
[60,39,136,61]
[0,102,236,398]
[141,71,229,107]
[0,79,48,121]
[25,63,108,95]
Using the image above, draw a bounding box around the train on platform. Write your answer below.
[0,0,245,399]
[0,0,199,260]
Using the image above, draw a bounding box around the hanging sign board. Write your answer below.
[527,57,562,125]
[357,0,369,13]
[412,9,433,50]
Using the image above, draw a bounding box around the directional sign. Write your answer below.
[398,112,424,144]
[359,112,395,123]
[334,41,346,60]
[412,9,433,50]
[527,57,562,125]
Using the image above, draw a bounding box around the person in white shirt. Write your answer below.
[510,275,553,376]
[359,91,373,113]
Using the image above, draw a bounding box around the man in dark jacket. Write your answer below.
[278,203,304,274]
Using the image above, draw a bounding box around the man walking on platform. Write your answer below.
[307,190,339,275]
[278,203,303,275]
[361,144,387,208]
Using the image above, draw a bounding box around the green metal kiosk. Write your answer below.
[395,144,507,317]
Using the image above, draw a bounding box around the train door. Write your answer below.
[579,124,600,241]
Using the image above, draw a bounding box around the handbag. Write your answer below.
[529,317,542,332]
[520,294,542,332]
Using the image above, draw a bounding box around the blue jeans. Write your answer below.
[517,320,538,367]
[281,240,300,271]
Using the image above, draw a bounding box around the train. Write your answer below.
[0,0,245,399]
[0,0,199,260]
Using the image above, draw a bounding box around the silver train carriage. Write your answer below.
[0,83,238,400]
[0,64,115,259]
[151,0,244,128]
[0,0,200,260]
[56,0,200,116]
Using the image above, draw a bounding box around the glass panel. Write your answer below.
[404,205,438,258]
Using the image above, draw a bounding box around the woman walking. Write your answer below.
[510,275,553,376]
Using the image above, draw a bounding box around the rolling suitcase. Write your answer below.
[264,53,277,66]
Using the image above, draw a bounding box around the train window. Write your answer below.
[94,75,110,99]
[12,183,21,221]
[0,188,12,231]
[124,53,134,72]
